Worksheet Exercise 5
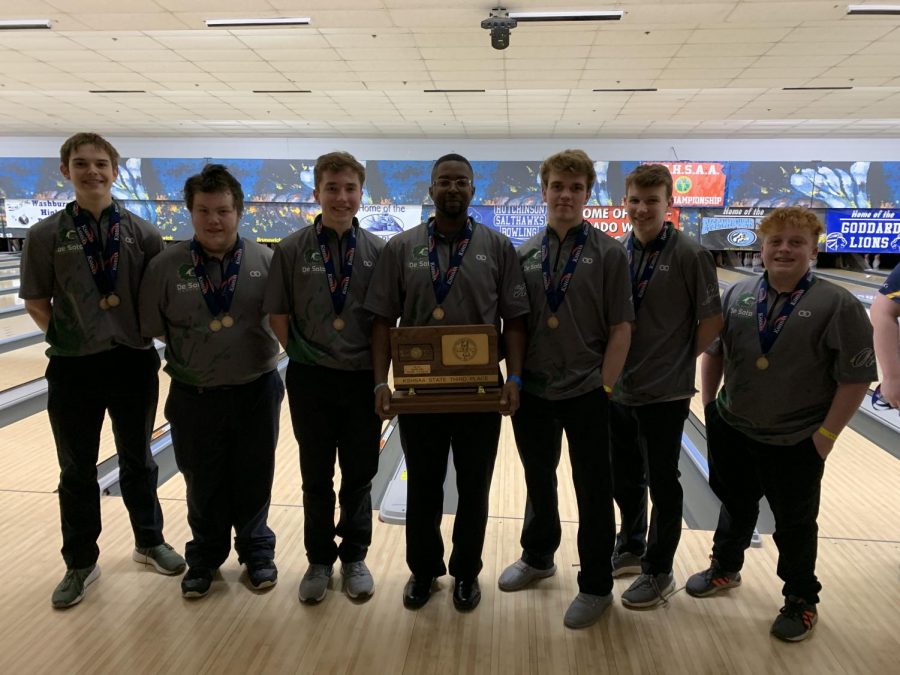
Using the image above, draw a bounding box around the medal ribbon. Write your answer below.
[626,223,671,313]
[72,201,121,297]
[316,215,356,317]
[756,269,813,356]
[189,236,244,318]
[427,217,474,306]
[541,221,589,314]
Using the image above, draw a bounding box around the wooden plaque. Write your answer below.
[387,324,509,414]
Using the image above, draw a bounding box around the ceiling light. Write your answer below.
[253,90,312,93]
[424,89,486,93]
[593,88,657,92]
[509,10,624,22]
[205,17,311,28]
[846,4,900,15]
[0,19,52,30]
[782,86,853,90]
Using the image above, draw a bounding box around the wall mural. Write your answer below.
[2,156,899,251]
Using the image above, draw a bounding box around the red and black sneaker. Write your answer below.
[685,557,742,597]
[771,596,818,642]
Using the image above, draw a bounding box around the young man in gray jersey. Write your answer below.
[688,207,876,641]
[610,164,723,609]
[365,153,529,612]
[264,152,384,604]
[872,265,900,409]
[140,164,283,599]
[497,149,633,629]
[20,132,184,609]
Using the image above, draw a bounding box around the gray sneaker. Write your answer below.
[498,558,557,591]
[563,592,613,629]
[298,563,333,603]
[133,543,186,575]
[685,560,742,598]
[341,560,374,599]
[51,565,101,609]
[611,551,642,578]
[621,572,676,609]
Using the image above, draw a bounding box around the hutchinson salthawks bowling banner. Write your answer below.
[825,209,900,253]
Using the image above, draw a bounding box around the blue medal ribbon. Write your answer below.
[626,222,671,313]
[315,215,357,318]
[189,236,244,318]
[427,216,474,306]
[541,221,589,314]
[756,269,813,357]
[72,201,120,297]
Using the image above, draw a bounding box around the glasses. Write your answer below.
[871,384,896,411]
[433,178,472,189]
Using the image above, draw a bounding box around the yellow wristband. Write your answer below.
[603,384,613,397]
[817,426,838,441]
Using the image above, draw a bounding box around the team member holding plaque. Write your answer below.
[140,164,283,599]
[497,149,633,629]
[366,153,529,612]
[609,164,723,609]
[20,132,184,609]
[689,207,875,642]
[265,152,385,604]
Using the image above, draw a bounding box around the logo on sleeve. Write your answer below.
[513,283,527,298]
[850,348,876,368]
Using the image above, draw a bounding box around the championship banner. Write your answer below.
[583,206,680,238]
[3,198,67,234]
[357,204,424,241]
[647,162,726,207]
[825,209,900,253]
[700,207,768,250]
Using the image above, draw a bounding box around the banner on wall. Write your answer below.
[646,162,726,207]
[700,207,769,250]
[824,209,900,253]
[357,204,424,241]
[583,206,681,238]
[3,198,67,234]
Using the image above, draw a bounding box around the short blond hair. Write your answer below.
[540,149,596,189]
[759,207,823,239]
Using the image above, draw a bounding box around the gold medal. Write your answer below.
[333,316,345,331]
[756,356,769,370]
[99,297,110,311]
[221,314,234,328]
[209,318,223,332]
[432,307,445,320]
[547,315,560,329]
[106,293,120,308]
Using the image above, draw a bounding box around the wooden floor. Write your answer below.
[0,411,897,674]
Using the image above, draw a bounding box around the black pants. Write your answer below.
[610,398,690,575]
[510,388,615,596]
[166,370,283,570]
[705,402,825,604]
[398,411,501,581]
[46,346,164,569]
[287,363,381,566]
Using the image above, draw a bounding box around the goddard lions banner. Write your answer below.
[825,209,900,253]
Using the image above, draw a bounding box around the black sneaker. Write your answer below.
[247,560,278,590]
[181,567,214,599]
[685,558,741,598]
[771,596,818,642]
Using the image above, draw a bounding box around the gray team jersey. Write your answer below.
[517,224,634,400]
[364,219,529,333]
[614,227,722,405]
[263,219,384,371]
[711,274,877,445]
[19,201,163,357]
[139,238,279,387]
